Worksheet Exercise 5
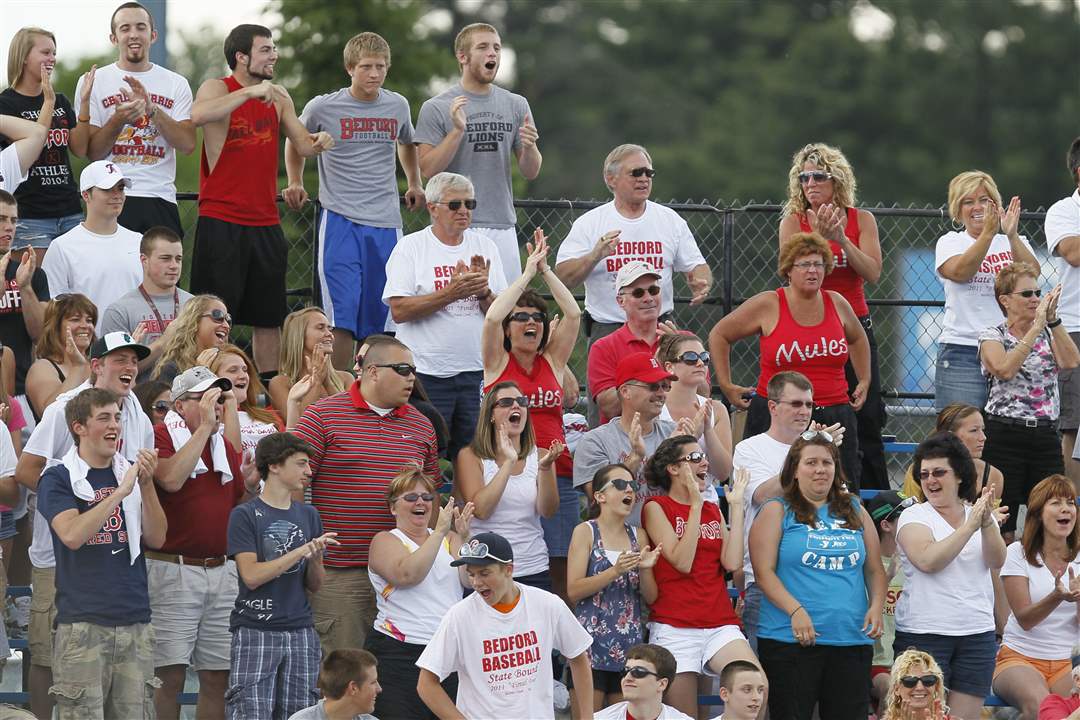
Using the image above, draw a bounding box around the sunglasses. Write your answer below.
[200,309,232,325]
[629,167,656,178]
[1010,289,1041,298]
[619,285,661,299]
[395,492,435,503]
[679,451,706,464]
[626,380,672,392]
[624,666,661,679]
[152,401,172,413]
[798,170,832,184]
[900,675,940,689]
[509,311,546,323]
[599,478,633,492]
[676,350,710,366]
[882,496,918,522]
[775,399,815,410]
[918,467,950,481]
[800,430,834,443]
[435,199,477,211]
[494,396,530,409]
[459,539,511,563]
[373,363,417,377]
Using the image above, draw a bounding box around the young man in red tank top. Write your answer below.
[190,24,333,376]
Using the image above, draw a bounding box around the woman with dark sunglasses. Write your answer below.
[152,294,231,383]
[455,380,563,589]
[881,649,952,720]
[778,142,888,490]
[566,464,661,712]
[894,433,1008,720]
[642,435,759,718]
[979,261,1079,540]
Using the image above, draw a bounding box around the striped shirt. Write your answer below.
[293,381,440,567]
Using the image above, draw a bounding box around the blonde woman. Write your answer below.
[268,308,353,415]
[198,344,282,457]
[882,649,953,720]
[152,294,231,383]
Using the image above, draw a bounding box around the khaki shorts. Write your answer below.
[50,622,159,719]
[28,566,56,668]
[147,558,237,671]
[310,566,376,656]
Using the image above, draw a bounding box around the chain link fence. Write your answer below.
[172,194,1056,484]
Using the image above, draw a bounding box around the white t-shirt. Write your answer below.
[555,201,706,324]
[237,411,279,458]
[24,381,154,568]
[0,144,29,193]
[594,701,694,719]
[895,502,995,635]
[382,227,508,376]
[42,223,143,333]
[74,62,193,202]
[732,432,791,584]
[416,583,592,720]
[0,429,17,486]
[934,230,1033,346]
[1044,190,1080,332]
[472,453,548,577]
[1000,541,1080,660]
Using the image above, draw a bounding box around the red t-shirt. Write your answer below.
[198,75,280,226]
[587,324,662,424]
[645,494,740,629]
[153,425,244,557]
[756,287,850,406]
[1039,694,1080,720]
[798,207,868,316]
[488,353,572,477]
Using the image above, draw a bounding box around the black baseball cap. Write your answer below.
[866,490,914,527]
[451,532,514,567]
[90,331,150,361]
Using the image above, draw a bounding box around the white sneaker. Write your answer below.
[553,678,570,712]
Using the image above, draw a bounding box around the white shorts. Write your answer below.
[148,558,238,671]
[471,226,521,283]
[647,622,746,675]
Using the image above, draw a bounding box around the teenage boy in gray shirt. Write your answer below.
[415,22,541,283]
[284,32,424,370]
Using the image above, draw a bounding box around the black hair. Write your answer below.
[913,432,977,503]
[255,432,313,480]
[224,24,272,70]
[644,435,698,492]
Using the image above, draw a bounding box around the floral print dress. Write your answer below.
[574,520,642,672]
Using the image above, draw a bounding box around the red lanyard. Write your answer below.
[138,285,179,333]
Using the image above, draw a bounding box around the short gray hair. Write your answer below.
[603,144,652,181]
[425,172,475,204]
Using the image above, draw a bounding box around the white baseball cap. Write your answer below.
[79,161,132,192]
[615,260,661,290]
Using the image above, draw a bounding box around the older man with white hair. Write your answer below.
[382,171,507,458]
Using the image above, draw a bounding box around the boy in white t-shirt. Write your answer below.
[593,644,692,720]
[707,660,766,720]
[416,532,594,720]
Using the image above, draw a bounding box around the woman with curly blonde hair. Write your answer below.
[779,142,887,489]
[882,649,952,720]
[152,294,230,383]
[268,307,353,415]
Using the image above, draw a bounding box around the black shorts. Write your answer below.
[191,216,287,327]
[118,196,184,237]
[566,666,623,695]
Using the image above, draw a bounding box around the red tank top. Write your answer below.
[645,495,740,629]
[798,207,867,316]
[756,288,850,406]
[198,76,280,226]
[487,353,572,477]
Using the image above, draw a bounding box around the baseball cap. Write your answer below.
[450,532,514,567]
[79,161,132,192]
[89,331,150,361]
[615,351,677,388]
[866,490,914,526]
[615,260,661,290]
[170,365,232,401]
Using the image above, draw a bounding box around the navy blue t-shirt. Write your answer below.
[227,497,322,631]
[37,464,150,626]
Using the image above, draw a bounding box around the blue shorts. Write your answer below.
[316,208,400,340]
[540,476,580,557]
[893,629,996,698]
[15,213,82,250]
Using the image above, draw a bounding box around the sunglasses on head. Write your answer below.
[436,199,477,211]
[900,674,939,689]
[396,492,435,503]
[919,467,949,480]
[798,170,832,184]
[679,451,706,464]
[201,309,232,325]
[675,350,710,366]
[509,311,546,323]
[629,167,656,178]
[800,429,834,443]
[373,363,416,377]
[599,478,633,492]
[494,396,529,409]
[626,380,671,392]
[620,285,661,299]
[152,401,172,413]
[1010,288,1042,298]
[624,666,661,679]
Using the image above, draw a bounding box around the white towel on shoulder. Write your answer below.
[60,446,142,564]
[163,410,233,485]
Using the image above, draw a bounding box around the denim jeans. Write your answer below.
[934,343,987,411]
[15,213,82,249]
[416,370,483,460]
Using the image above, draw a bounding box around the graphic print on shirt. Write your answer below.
[234,517,310,622]
[968,250,1014,295]
[480,630,543,694]
[432,264,484,317]
[102,93,179,165]
[604,240,666,276]
[464,109,514,153]
[774,335,848,366]
[0,279,26,314]
[88,486,127,546]
[339,117,399,142]
[15,106,71,185]
[802,517,861,571]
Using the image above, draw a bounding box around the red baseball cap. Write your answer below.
[615,351,677,387]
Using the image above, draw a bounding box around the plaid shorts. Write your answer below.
[225,626,321,720]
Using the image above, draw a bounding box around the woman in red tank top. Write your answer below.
[778,143,889,491]
[709,231,870,488]
[641,435,762,717]
[481,230,581,603]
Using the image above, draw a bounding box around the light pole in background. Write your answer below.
[145,0,168,67]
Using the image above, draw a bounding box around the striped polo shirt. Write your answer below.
[293,381,440,567]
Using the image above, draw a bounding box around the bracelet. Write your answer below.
[77,116,90,123]
[789,605,803,618]
[1047,318,1062,329]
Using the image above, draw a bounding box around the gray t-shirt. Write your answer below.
[300,88,415,228]
[287,699,376,720]
[572,415,675,526]
[100,285,193,382]
[414,83,532,229]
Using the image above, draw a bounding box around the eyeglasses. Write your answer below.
[798,170,832,184]
[509,311,546,323]
[628,167,656,178]
[800,430,834,443]
[152,401,172,413]
[458,539,511,563]
[773,399,815,410]
[625,380,671,392]
[599,478,633,492]
[395,492,435,503]
[619,285,661,299]
[899,675,940,689]
[792,261,826,271]
[1010,289,1042,298]
[918,467,950,481]
[679,451,706,464]
[373,363,416,377]
[675,350,710,366]
[200,309,232,325]
[624,666,661,680]
[494,396,530,409]
[433,199,477,211]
